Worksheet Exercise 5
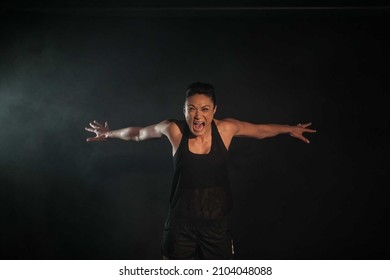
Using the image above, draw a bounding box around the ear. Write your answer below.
[213,105,217,114]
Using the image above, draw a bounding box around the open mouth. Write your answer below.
[193,121,205,132]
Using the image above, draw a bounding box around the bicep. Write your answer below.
[236,122,262,138]
[224,118,265,139]
[138,120,169,141]
[138,120,180,142]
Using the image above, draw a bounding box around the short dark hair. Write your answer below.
[185,81,216,107]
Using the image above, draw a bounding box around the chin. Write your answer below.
[190,128,204,136]
[191,124,210,136]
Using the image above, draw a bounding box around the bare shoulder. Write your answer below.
[164,119,185,134]
[214,118,241,139]
[162,119,184,152]
[215,118,240,132]
[156,119,184,143]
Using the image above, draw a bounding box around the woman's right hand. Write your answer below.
[85,120,111,142]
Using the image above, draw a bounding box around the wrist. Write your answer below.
[105,130,114,139]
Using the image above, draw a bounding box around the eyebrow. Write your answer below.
[188,104,211,108]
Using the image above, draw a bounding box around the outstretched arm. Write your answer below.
[85,120,174,142]
[223,118,316,144]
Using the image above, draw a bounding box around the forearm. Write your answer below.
[256,124,294,139]
[228,118,314,143]
[106,127,143,141]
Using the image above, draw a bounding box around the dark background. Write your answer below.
[1,1,389,260]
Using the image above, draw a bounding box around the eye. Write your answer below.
[189,107,196,112]
[202,108,209,112]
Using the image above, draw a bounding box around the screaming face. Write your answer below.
[184,93,217,137]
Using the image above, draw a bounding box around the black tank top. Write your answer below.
[168,120,233,221]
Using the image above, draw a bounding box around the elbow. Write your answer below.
[136,129,147,142]
[256,135,266,140]
[121,129,141,142]
[254,129,267,139]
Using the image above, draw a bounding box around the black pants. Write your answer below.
[161,216,234,260]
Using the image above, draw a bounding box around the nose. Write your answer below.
[194,109,200,118]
